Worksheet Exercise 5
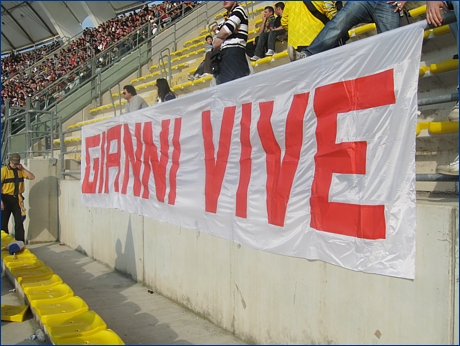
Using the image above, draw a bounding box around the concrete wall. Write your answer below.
[58,180,459,344]
[23,158,60,243]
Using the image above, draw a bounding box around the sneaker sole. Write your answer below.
[287,46,296,62]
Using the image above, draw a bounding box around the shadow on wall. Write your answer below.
[27,175,59,242]
[115,215,138,282]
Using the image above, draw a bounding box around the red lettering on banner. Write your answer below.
[258,93,309,227]
[82,134,101,193]
[104,125,122,193]
[236,103,252,218]
[168,118,182,205]
[98,131,106,194]
[202,107,236,213]
[141,121,168,202]
[122,123,143,196]
[310,70,395,239]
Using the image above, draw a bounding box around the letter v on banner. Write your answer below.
[310,70,396,240]
[258,93,309,227]
[202,107,236,213]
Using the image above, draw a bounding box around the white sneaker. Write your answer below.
[288,46,306,62]
[199,73,212,78]
[448,102,459,122]
[265,49,275,56]
[250,55,262,61]
[436,155,459,175]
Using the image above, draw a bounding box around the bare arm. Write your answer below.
[212,28,230,50]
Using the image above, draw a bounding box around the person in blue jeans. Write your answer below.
[296,1,400,59]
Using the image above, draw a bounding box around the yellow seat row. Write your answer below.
[149,50,201,70]
[67,116,112,130]
[419,58,458,78]
[1,230,124,345]
[53,137,82,146]
[90,100,126,113]
[416,121,459,136]
[214,2,260,20]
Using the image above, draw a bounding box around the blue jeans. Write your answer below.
[216,47,249,85]
[254,29,287,57]
[303,1,400,56]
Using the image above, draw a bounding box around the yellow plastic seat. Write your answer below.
[14,265,54,282]
[19,274,63,289]
[33,296,89,324]
[2,248,32,261]
[45,310,108,341]
[3,254,38,268]
[7,259,44,271]
[53,329,124,345]
[27,283,74,303]
[1,304,29,322]
[1,237,15,248]
[2,249,37,263]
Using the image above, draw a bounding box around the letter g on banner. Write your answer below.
[310,70,395,240]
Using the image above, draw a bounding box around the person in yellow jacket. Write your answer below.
[281,1,338,61]
[1,153,35,242]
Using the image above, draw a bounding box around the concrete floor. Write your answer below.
[2,243,246,345]
[2,275,48,345]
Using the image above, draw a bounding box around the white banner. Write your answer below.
[81,24,424,279]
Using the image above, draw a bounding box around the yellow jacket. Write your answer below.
[281,1,338,49]
[1,165,27,195]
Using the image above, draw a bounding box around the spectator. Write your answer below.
[282,1,339,62]
[190,35,214,80]
[122,84,149,113]
[1,153,35,242]
[212,1,250,85]
[254,2,287,60]
[1,2,200,110]
[156,78,176,102]
[248,6,276,60]
[294,1,400,60]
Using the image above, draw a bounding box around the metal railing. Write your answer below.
[2,97,58,164]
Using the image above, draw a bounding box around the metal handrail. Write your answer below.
[158,48,172,82]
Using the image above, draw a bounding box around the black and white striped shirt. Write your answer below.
[218,5,248,50]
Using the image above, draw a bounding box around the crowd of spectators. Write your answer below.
[1,1,199,113]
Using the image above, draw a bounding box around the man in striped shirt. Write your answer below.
[212,1,250,85]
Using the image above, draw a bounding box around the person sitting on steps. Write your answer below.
[251,3,286,61]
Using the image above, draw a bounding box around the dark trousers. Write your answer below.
[254,29,286,57]
[216,47,250,85]
[2,194,25,242]
[195,51,213,76]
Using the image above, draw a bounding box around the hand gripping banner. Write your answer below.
[81,23,424,279]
